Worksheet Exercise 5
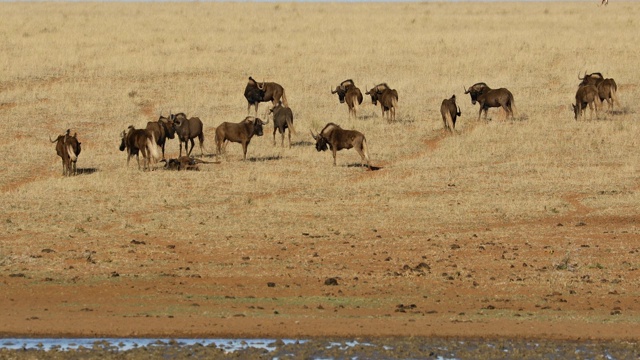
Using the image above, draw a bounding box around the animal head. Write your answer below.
[464,83,489,105]
[310,130,329,152]
[244,116,268,137]
[119,130,128,151]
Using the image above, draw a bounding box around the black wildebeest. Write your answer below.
[146,115,176,160]
[578,71,620,112]
[119,126,160,171]
[171,113,205,157]
[269,102,295,148]
[572,84,601,120]
[464,82,516,121]
[440,95,462,133]
[597,78,619,112]
[366,83,398,123]
[162,156,214,171]
[310,123,370,169]
[215,116,269,160]
[244,76,288,116]
[332,79,364,119]
[50,129,81,176]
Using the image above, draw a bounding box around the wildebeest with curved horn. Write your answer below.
[171,113,205,157]
[464,82,516,121]
[572,84,601,120]
[269,102,295,148]
[215,116,269,160]
[310,123,370,169]
[366,83,398,123]
[440,95,461,133]
[578,72,620,112]
[244,76,288,116]
[119,126,160,171]
[332,79,364,119]
[50,129,81,176]
[146,114,176,160]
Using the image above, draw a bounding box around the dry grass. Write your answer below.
[1,1,639,338]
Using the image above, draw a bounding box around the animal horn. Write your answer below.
[331,86,337,94]
[463,85,469,94]
[310,130,318,140]
[49,135,57,143]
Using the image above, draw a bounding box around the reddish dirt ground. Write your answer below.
[2,211,639,341]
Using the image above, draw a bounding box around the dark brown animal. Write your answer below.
[171,113,205,157]
[215,116,269,160]
[366,83,398,122]
[162,156,215,171]
[578,71,605,87]
[332,79,364,119]
[269,102,295,148]
[244,76,288,115]
[440,95,462,133]
[464,83,516,121]
[572,85,601,120]
[119,126,160,170]
[310,123,370,168]
[597,78,619,112]
[49,129,81,176]
[146,115,176,160]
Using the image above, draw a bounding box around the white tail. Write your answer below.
[67,144,77,162]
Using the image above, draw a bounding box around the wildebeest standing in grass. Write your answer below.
[215,116,269,160]
[578,72,619,113]
[146,115,176,160]
[311,123,370,169]
[244,76,288,116]
[464,82,516,121]
[597,78,619,112]
[572,84,601,120]
[119,126,160,171]
[269,102,296,148]
[440,95,462,133]
[50,129,81,176]
[332,79,364,119]
[171,113,205,157]
[366,83,398,123]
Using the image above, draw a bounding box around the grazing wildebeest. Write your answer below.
[464,82,516,121]
[577,72,620,112]
[596,78,619,112]
[50,129,81,176]
[440,95,462,133]
[215,116,269,160]
[572,84,601,120]
[269,102,295,148]
[171,113,205,157]
[119,126,160,170]
[310,123,370,168]
[332,79,364,119]
[244,76,288,115]
[146,115,176,160]
[365,83,398,123]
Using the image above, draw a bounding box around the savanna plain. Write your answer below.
[1,0,640,351]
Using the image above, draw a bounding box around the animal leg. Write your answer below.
[242,142,248,161]
[273,128,277,146]
[281,131,285,148]
[332,148,337,166]
[187,138,195,156]
[287,130,291,149]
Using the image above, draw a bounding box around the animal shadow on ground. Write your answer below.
[346,163,382,171]
[248,155,282,162]
[76,168,98,175]
[291,140,314,148]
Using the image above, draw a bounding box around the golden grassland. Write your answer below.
[1,1,640,339]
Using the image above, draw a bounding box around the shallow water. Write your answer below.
[1,337,638,359]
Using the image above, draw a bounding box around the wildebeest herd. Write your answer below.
[51,72,620,175]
